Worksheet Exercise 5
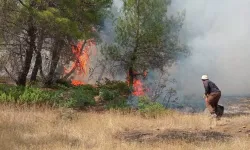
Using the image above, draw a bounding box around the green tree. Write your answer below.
[102,0,186,88]
[0,0,112,86]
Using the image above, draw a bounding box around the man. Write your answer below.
[201,75,222,117]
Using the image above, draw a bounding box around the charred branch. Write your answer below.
[62,40,87,80]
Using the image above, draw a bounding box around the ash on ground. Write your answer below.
[174,96,250,114]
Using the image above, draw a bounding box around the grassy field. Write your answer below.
[0,105,249,150]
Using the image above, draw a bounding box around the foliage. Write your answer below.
[0,86,63,105]
[97,78,130,96]
[99,88,119,101]
[0,0,113,86]
[55,79,73,88]
[65,85,98,108]
[104,96,129,109]
[0,83,126,109]
[138,96,170,118]
[102,0,187,87]
[0,81,174,113]
[96,79,130,109]
[0,91,15,102]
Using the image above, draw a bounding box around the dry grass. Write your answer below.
[0,105,249,150]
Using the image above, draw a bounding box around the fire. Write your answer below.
[132,79,145,96]
[127,71,148,96]
[64,39,96,86]
[71,80,85,86]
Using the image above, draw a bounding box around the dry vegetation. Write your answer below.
[0,105,249,150]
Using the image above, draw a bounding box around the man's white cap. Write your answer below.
[201,75,208,80]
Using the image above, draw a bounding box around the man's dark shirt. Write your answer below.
[202,80,221,95]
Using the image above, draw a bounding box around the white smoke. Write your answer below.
[170,0,250,96]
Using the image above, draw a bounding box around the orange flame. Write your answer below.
[126,71,147,96]
[132,79,145,96]
[64,39,96,86]
[71,80,85,86]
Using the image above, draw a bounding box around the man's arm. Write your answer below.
[203,81,209,96]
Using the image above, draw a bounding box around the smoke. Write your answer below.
[170,0,250,97]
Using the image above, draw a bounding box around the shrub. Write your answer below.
[97,78,129,96]
[138,96,167,118]
[97,79,130,109]
[0,86,25,102]
[104,96,129,109]
[55,79,73,88]
[64,85,98,108]
[18,88,46,104]
[0,91,15,102]
[0,80,131,110]
[0,85,65,106]
[0,84,14,92]
[99,89,119,101]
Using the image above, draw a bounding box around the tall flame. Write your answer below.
[127,71,147,96]
[64,39,96,86]
[132,79,145,96]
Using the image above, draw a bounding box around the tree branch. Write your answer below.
[18,0,29,8]
[62,40,87,80]
[4,67,17,83]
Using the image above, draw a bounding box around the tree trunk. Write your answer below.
[128,66,134,87]
[30,31,44,81]
[128,0,140,92]
[97,64,106,82]
[16,17,36,86]
[44,39,63,86]
[30,51,42,81]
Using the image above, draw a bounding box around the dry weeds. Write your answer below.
[0,105,249,150]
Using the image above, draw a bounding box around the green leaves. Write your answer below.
[138,96,167,118]
[104,0,186,74]
[15,0,113,39]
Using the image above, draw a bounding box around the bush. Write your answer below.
[138,96,167,118]
[97,79,130,109]
[0,91,15,102]
[97,78,129,96]
[0,79,131,110]
[18,88,48,104]
[0,86,25,102]
[55,79,73,88]
[63,85,98,108]
[99,89,119,101]
[104,96,129,109]
[0,84,99,108]
[0,86,64,106]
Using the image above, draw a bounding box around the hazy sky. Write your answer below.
[111,0,250,97]
[170,0,250,96]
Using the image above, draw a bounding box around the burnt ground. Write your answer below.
[223,97,250,115]
[116,129,232,143]
[116,98,250,143]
